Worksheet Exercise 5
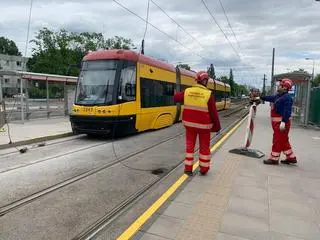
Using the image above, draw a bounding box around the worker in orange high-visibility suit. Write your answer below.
[174,71,221,176]
[261,78,297,165]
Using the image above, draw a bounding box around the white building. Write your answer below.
[0,54,29,96]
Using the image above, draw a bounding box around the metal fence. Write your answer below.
[309,87,320,126]
[0,101,5,129]
[0,70,77,122]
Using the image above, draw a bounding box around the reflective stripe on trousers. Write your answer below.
[183,120,213,129]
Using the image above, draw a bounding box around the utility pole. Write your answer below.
[262,74,266,95]
[271,48,275,94]
[305,58,315,125]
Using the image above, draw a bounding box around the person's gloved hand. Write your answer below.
[280,122,286,131]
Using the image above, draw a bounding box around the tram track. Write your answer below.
[0,103,248,218]
[0,138,113,174]
[73,108,249,240]
[0,129,186,217]
[0,102,246,174]
[0,107,248,240]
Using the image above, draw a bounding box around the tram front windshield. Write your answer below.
[75,59,136,106]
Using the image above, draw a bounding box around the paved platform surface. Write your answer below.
[135,104,320,240]
[0,117,71,146]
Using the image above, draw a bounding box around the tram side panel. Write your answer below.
[135,63,177,132]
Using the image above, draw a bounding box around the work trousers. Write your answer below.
[184,126,211,173]
[269,120,296,161]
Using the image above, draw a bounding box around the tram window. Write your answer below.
[118,62,136,102]
[141,78,175,108]
[214,90,224,102]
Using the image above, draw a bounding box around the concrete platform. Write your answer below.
[0,117,72,148]
[134,104,320,240]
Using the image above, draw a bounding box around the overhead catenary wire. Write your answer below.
[112,0,212,63]
[150,0,254,78]
[150,0,207,52]
[217,0,242,53]
[110,0,162,172]
[214,0,262,83]
[201,0,241,59]
[114,0,260,85]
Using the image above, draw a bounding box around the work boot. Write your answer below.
[263,159,279,165]
[281,158,297,164]
[200,171,208,176]
[184,170,193,176]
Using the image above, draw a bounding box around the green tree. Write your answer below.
[105,36,134,50]
[229,68,236,96]
[217,75,229,84]
[26,27,135,98]
[0,36,22,56]
[207,63,216,79]
[177,63,191,70]
[27,28,135,76]
[313,74,320,87]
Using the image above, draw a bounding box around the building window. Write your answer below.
[16,61,22,66]
[5,79,9,83]
[17,79,21,84]
[6,60,9,65]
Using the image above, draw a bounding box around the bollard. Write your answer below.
[229,98,265,158]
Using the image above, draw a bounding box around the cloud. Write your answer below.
[0,0,320,88]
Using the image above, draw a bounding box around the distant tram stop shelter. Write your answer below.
[0,70,77,122]
[273,71,312,125]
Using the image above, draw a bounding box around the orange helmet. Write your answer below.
[280,78,293,90]
[195,71,209,82]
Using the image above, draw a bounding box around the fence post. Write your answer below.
[46,77,50,119]
[64,82,68,116]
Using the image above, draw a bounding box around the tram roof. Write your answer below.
[84,49,230,88]
[0,70,77,84]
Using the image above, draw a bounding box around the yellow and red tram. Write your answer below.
[69,49,230,135]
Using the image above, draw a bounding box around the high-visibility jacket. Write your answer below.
[182,84,213,130]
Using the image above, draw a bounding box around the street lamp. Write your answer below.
[304,57,315,125]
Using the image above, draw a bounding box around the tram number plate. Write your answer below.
[83,107,94,112]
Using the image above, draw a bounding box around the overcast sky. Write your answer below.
[1,0,320,87]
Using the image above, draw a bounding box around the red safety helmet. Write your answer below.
[195,71,209,82]
[280,78,293,90]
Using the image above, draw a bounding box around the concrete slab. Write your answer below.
[270,198,315,220]
[227,196,269,220]
[270,212,320,240]
[233,174,268,189]
[139,232,171,240]
[231,185,268,204]
[0,117,72,148]
[220,212,269,240]
[269,232,306,240]
[172,189,202,205]
[216,232,251,240]
[144,215,184,240]
[161,201,193,220]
